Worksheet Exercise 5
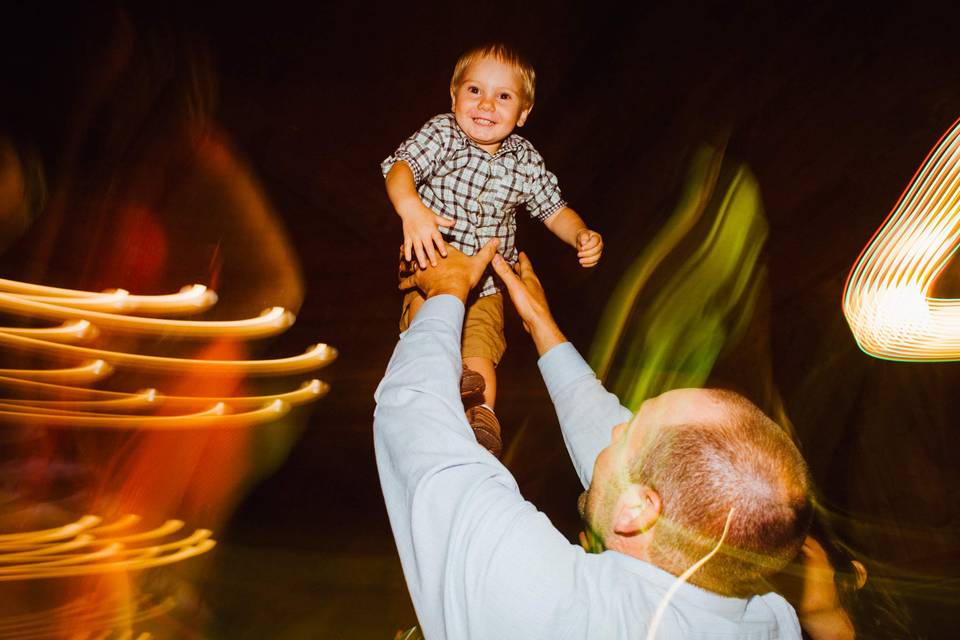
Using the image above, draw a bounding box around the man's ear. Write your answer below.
[612,484,661,536]
[516,104,533,127]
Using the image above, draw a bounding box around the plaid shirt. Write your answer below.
[382,113,567,297]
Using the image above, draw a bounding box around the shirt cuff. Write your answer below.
[406,294,465,334]
[537,341,594,397]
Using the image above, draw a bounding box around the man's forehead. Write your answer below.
[631,388,725,430]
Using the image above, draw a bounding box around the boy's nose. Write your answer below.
[479,98,494,111]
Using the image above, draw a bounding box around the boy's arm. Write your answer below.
[543,206,604,268]
[385,161,454,269]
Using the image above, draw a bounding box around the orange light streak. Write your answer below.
[0,293,293,337]
[0,360,112,383]
[16,284,217,315]
[0,377,324,407]
[0,516,214,581]
[0,320,97,343]
[0,332,335,375]
[0,400,289,430]
[0,594,172,639]
[844,115,960,360]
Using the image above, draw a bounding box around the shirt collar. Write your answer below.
[605,551,753,620]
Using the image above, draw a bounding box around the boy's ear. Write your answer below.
[450,88,457,111]
[516,104,533,127]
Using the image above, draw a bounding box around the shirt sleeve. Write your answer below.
[373,295,588,639]
[521,145,568,222]
[381,114,457,184]
[538,342,633,488]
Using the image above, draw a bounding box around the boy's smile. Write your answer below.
[451,56,531,155]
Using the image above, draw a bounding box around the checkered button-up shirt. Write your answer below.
[382,113,567,297]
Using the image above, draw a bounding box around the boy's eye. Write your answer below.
[467,86,479,94]
[499,93,512,100]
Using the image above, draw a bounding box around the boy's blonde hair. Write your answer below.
[450,43,536,108]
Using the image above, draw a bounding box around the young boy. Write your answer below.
[381,43,602,456]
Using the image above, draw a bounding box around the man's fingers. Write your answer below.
[404,239,413,263]
[491,252,519,284]
[435,215,455,227]
[475,238,500,267]
[398,274,416,290]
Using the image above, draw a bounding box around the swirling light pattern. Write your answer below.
[0,278,333,427]
[843,116,960,361]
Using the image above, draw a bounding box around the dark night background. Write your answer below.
[3,2,960,638]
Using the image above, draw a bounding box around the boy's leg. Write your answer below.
[462,356,496,408]
[462,294,507,456]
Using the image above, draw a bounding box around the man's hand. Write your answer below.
[576,229,603,268]
[399,239,499,302]
[399,202,456,269]
[491,252,566,356]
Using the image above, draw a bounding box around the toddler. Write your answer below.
[381,43,602,456]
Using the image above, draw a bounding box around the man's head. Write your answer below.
[583,388,811,598]
[449,43,535,155]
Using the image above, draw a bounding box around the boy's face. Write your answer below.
[451,56,531,155]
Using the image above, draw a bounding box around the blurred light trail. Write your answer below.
[0,594,171,640]
[590,145,767,410]
[844,115,960,360]
[0,331,334,374]
[0,360,111,383]
[0,292,293,337]
[0,319,96,342]
[0,377,324,407]
[15,284,217,315]
[0,516,214,581]
[0,400,289,430]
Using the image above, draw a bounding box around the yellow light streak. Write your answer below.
[16,284,217,315]
[0,331,335,374]
[0,594,173,639]
[0,360,112,383]
[0,377,324,407]
[0,293,293,337]
[0,396,156,415]
[0,400,289,430]
[0,516,214,581]
[0,319,97,343]
[844,115,960,360]
[0,391,157,412]
[645,508,736,640]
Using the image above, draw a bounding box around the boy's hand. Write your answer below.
[576,229,603,268]
[399,202,456,269]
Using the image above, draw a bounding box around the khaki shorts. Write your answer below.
[399,290,506,365]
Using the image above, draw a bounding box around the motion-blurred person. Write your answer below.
[772,515,917,640]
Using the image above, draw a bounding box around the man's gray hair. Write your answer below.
[633,389,811,597]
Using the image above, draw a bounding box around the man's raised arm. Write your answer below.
[491,253,631,488]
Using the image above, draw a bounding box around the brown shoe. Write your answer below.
[467,404,502,457]
[460,366,486,410]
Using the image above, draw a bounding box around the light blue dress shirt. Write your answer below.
[374,295,801,639]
